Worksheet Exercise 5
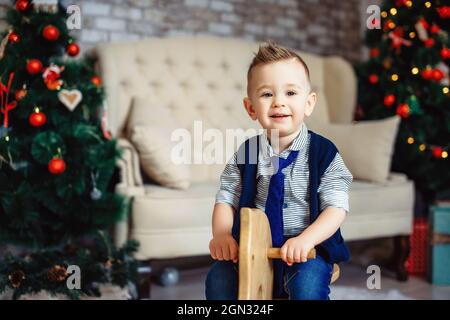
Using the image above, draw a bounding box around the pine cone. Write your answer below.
[47,265,68,282]
[9,270,26,288]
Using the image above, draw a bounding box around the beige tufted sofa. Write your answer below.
[93,36,414,280]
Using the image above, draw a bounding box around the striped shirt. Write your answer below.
[215,123,353,236]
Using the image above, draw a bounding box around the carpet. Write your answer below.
[330,285,413,300]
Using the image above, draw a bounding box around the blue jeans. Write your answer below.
[205,254,333,300]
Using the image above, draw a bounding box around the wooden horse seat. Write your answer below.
[238,208,340,300]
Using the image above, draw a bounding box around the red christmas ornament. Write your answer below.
[384,95,396,107]
[441,48,450,60]
[419,18,429,30]
[16,0,30,12]
[15,88,27,101]
[91,75,102,87]
[437,6,450,19]
[66,43,80,57]
[424,38,435,48]
[432,147,443,158]
[396,104,410,118]
[432,69,444,82]
[48,157,66,175]
[384,20,396,31]
[421,68,434,80]
[369,74,379,84]
[26,59,43,75]
[42,25,60,41]
[430,24,441,34]
[29,111,46,127]
[370,48,380,58]
[8,32,20,43]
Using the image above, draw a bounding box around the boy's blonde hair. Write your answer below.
[247,41,311,94]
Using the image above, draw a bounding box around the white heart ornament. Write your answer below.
[58,89,83,112]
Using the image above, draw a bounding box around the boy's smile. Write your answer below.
[243,58,316,140]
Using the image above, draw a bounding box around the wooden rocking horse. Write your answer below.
[238,207,340,300]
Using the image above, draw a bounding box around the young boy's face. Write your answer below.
[243,58,316,138]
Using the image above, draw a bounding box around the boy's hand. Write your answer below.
[280,234,315,266]
[209,234,239,263]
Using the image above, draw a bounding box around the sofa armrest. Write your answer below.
[116,138,145,196]
[323,56,357,124]
[114,139,146,247]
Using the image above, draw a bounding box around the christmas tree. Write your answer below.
[0,0,137,299]
[357,0,450,206]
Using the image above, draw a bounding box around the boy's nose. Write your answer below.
[272,96,287,108]
[272,101,286,108]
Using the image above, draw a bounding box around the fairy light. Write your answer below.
[381,11,388,18]
[5,136,9,142]
[405,0,413,7]
[409,32,416,38]
[412,67,419,75]
[425,2,431,8]
[419,144,426,152]
[442,151,449,159]
[388,21,396,29]
[443,87,449,94]
[391,74,399,81]
[407,137,415,144]
[390,8,398,15]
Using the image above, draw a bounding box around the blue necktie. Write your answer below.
[264,150,299,247]
[264,150,299,298]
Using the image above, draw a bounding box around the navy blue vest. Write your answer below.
[232,130,350,298]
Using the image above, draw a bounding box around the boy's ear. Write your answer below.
[243,97,257,121]
[304,92,317,117]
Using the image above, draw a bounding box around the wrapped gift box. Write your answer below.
[428,203,450,285]
[406,218,428,275]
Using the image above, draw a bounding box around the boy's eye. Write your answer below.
[261,92,273,98]
[287,91,297,96]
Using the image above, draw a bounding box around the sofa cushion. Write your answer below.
[343,173,414,240]
[316,116,400,183]
[126,95,178,137]
[131,182,217,259]
[130,125,191,190]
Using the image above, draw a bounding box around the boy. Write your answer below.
[205,41,353,300]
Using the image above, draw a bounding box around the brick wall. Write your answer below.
[0,0,364,62]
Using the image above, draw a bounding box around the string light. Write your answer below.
[405,0,413,7]
[443,87,449,94]
[390,8,398,15]
[419,144,426,152]
[391,74,399,81]
[407,137,415,144]
[388,21,396,29]
[442,151,448,159]
[381,11,388,18]
[5,136,9,142]
[409,32,416,38]
[425,2,431,8]
[411,67,419,75]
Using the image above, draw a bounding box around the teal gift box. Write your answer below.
[429,203,450,285]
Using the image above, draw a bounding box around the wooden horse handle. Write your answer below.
[267,248,316,260]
